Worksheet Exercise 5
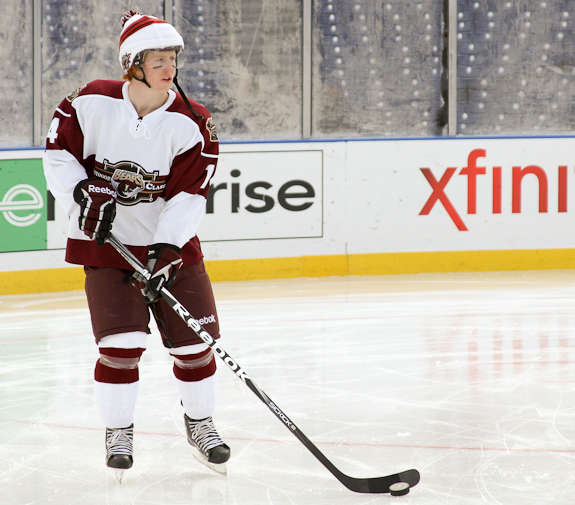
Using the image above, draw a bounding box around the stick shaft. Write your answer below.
[106,234,419,493]
[107,235,319,431]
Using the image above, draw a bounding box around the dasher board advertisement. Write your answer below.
[0,158,48,253]
[345,137,575,253]
[198,150,323,242]
[2,137,575,259]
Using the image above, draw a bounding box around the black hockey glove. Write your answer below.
[73,179,117,247]
[132,243,183,303]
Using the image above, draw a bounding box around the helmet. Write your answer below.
[119,11,184,72]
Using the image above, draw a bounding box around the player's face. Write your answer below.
[141,50,178,92]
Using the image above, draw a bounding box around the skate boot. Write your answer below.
[105,424,134,483]
[184,414,230,474]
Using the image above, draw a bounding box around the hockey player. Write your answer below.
[42,11,230,478]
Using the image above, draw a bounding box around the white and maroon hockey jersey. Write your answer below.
[43,79,218,269]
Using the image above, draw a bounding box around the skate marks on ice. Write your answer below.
[212,272,575,503]
[2,271,575,503]
[364,272,575,504]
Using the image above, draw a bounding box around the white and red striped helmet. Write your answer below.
[118,11,184,71]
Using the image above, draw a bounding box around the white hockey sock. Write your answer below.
[94,381,139,428]
[176,373,218,420]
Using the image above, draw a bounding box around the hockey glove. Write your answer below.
[132,243,183,303]
[73,179,117,247]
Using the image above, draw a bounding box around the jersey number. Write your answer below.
[47,118,60,143]
[200,164,216,189]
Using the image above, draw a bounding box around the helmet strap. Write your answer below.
[173,71,205,120]
[133,65,151,88]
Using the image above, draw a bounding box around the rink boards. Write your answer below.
[1,135,575,293]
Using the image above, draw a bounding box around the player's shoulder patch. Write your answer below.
[66,84,87,102]
[206,117,219,142]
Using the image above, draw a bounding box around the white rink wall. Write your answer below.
[200,136,575,262]
[1,136,575,280]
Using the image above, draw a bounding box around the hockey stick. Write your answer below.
[106,233,420,494]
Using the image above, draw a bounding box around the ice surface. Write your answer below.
[1,271,575,504]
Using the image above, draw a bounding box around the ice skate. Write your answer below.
[184,414,230,475]
[106,424,134,483]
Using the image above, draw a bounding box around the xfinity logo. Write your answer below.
[419,148,570,231]
[0,184,44,227]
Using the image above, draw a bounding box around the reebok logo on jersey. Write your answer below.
[197,314,216,325]
[87,184,116,197]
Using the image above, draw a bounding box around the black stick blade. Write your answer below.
[339,468,420,494]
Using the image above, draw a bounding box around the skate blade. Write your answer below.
[192,447,228,475]
[115,469,127,484]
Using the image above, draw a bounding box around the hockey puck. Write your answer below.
[389,482,410,496]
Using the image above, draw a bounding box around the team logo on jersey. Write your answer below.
[111,168,145,199]
[206,117,219,142]
[66,84,87,102]
[94,159,167,205]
